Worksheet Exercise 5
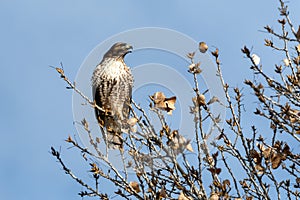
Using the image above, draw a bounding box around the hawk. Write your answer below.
[92,42,133,149]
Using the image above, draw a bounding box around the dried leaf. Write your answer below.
[255,164,264,175]
[159,187,167,198]
[150,91,165,104]
[129,181,141,193]
[95,137,101,143]
[188,63,196,71]
[168,131,193,153]
[198,94,206,105]
[193,94,206,107]
[165,96,177,114]
[188,63,202,74]
[282,144,291,156]
[150,92,176,115]
[186,143,194,152]
[240,180,248,188]
[209,193,219,200]
[207,96,219,105]
[127,117,138,126]
[271,153,282,169]
[178,192,192,200]
[199,42,208,53]
[223,179,231,187]
[250,149,262,164]
[262,147,272,159]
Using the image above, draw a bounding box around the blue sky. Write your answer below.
[1,1,300,199]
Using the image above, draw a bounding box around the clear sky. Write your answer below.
[1,1,299,199]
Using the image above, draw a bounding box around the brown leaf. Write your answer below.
[240,180,248,188]
[209,193,219,200]
[178,192,192,200]
[186,143,194,152]
[255,164,264,175]
[199,42,208,53]
[95,137,101,143]
[150,91,165,105]
[250,149,262,164]
[127,117,138,126]
[256,143,264,151]
[168,131,193,153]
[207,96,219,105]
[159,187,167,198]
[129,181,141,193]
[188,63,196,72]
[262,147,272,159]
[282,144,291,156]
[165,96,177,115]
[188,63,202,74]
[150,92,176,115]
[193,94,206,107]
[271,153,282,169]
[223,179,231,187]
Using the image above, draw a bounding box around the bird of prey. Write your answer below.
[92,42,133,149]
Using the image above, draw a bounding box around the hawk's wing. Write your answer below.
[93,76,124,148]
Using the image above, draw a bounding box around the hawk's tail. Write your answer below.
[100,125,123,150]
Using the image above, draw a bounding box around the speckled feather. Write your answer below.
[92,43,133,149]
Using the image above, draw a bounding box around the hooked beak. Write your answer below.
[126,44,133,53]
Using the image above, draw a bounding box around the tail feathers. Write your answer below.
[100,127,123,149]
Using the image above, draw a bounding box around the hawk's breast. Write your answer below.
[92,58,133,121]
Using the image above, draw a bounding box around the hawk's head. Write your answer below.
[103,42,133,59]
